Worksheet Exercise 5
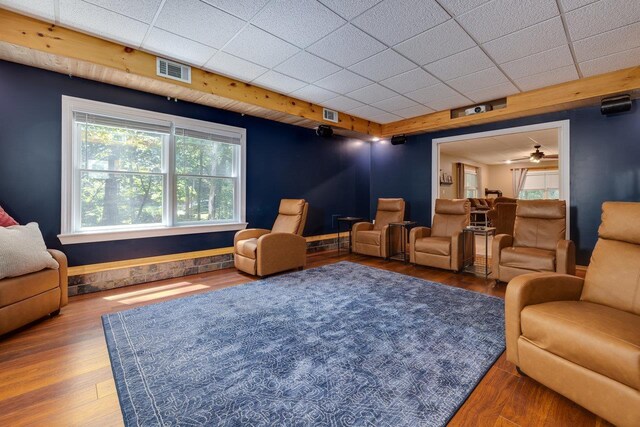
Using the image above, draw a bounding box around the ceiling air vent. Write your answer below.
[156,57,191,84]
[323,108,339,123]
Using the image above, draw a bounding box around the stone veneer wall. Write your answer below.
[68,235,349,296]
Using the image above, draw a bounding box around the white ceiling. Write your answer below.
[440,128,558,164]
[2,0,639,124]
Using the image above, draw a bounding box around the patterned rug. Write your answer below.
[103,261,505,426]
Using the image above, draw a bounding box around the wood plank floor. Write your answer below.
[0,251,612,427]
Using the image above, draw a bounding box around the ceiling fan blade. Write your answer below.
[544,154,559,159]
[510,157,529,162]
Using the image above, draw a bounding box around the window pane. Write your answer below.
[519,189,545,200]
[523,174,545,189]
[80,172,163,228]
[176,177,235,222]
[175,134,236,177]
[465,172,477,188]
[79,123,164,173]
[465,189,477,198]
[548,188,560,199]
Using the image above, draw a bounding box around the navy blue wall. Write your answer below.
[371,102,640,265]
[0,60,370,266]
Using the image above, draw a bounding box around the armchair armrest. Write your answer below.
[352,222,373,233]
[556,239,576,275]
[505,272,584,365]
[234,228,270,247]
[48,249,68,306]
[256,233,307,276]
[490,234,513,280]
[409,227,431,263]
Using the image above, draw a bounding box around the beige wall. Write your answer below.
[439,153,489,199]
[486,161,558,198]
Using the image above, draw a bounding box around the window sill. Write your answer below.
[58,222,248,245]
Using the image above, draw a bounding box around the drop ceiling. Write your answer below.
[1,0,639,124]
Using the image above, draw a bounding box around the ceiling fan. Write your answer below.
[510,144,558,164]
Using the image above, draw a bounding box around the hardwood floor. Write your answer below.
[0,251,611,427]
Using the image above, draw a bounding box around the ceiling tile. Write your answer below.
[201,0,270,20]
[565,0,640,41]
[204,51,268,81]
[253,70,307,94]
[347,105,388,119]
[372,95,418,112]
[426,93,472,111]
[573,21,640,62]
[315,69,373,93]
[59,0,149,46]
[348,49,416,82]
[370,112,403,124]
[501,45,574,80]
[395,20,476,65]
[275,52,341,83]
[457,0,559,43]
[447,67,508,93]
[84,0,162,23]
[559,0,597,12]
[143,28,217,67]
[464,81,519,103]
[290,85,338,103]
[321,96,365,111]
[347,84,397,104]
[579,46,640,77]
[155,0,244,48]
[380,68,441,93]
[424,47,494,81]
[482,17,567,64]
[252,0,345,48]
[514,65,578,91]
[437,0,491,16]
[0,0,55,21]
[394,104,435,118]
[405,83,461,104]
[352,0,450,45]
[222,25,299,68]
[307,24,386,67]
[318,0,380,20]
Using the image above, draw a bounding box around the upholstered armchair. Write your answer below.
[410,199,471,271]
[505,202,640,427]
[352,198,405,258]
[486,197,518,235]
[234,199,308,277]
[492,200,575,283]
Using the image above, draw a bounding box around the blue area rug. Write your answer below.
[103,261,505,426]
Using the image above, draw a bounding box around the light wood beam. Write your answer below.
[0,8,381,137]
[381,66,640,137]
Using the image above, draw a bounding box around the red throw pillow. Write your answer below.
[0,205,18,227]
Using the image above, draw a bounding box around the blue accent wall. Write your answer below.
[371,102,640,265]
[0,60,370,266]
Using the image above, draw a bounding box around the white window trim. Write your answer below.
[59,96,247,245]
[519,170,560,200]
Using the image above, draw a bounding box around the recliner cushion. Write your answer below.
[521,300,640,390]
[356,230,381,246]
[0,268,59,307]
[501,247,555,271]
[414,236,451,256]
[236,238,258,259]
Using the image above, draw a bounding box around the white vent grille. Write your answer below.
[323,108,338,123]
[156,58,191,84]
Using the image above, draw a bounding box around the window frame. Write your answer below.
[464,166,479,198]
[60,96,247,244]
[518,169,559,200]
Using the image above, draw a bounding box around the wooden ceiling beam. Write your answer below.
[0,8,381,137]
[381,66,640,137]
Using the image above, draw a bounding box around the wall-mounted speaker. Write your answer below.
[316,124,333,138]
[390,134,407,145]
[601,94,631,115]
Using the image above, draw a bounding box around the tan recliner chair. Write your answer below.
[505,202,640,427]
[492,200,575,283]
[0,250,68,336]
[234,199,308,277]
[410,199,471,271]
[352,198,405,258]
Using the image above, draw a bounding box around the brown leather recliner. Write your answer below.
[505,202,640,427]
[0,249,68,336]
[352,198,405,258]
[410,199,471,271]
[234,199,308,277]
[492,200,575,283]
[486,197,517,235]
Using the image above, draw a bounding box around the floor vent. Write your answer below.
[156,57,191,84]
[323,108,339,123]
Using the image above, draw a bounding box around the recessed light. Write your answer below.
[371,137,380,142]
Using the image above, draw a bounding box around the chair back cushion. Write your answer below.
[271,199,308,235]
[373,198,405,230]
[582,202,640,314]
[431,199,470,237]
[513,200,566,251]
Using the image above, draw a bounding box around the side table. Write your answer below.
[387,221,419,263]
[462,226,496,279]
[337,217,363,255]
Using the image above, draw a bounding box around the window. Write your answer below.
[519,170,559,200]
[464,165,479,198]
[60,96,246,244]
